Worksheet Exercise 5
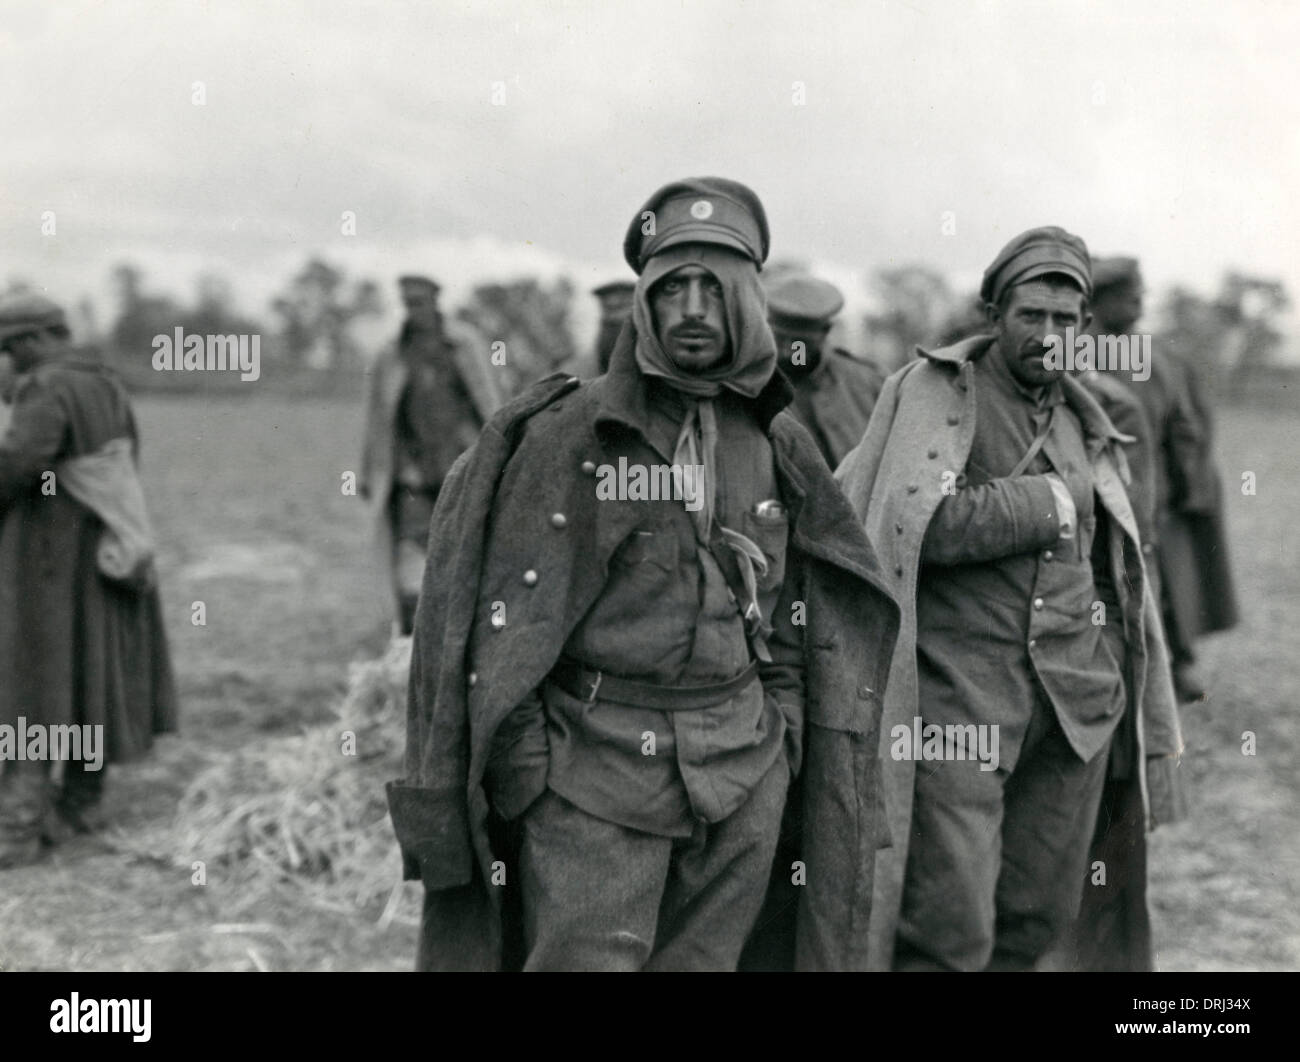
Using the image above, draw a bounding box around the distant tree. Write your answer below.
[457,276,577,396]
[271,257,382,371]
[864,265,956,371]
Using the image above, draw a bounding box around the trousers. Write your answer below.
[894,691,1109,971]
[518,755,788,971]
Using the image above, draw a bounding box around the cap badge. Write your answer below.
[690,199,714,220]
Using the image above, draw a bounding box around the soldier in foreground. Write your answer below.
[837,227,1184,970]
[388,177,899,971]
[765,273,885,469]
[0,293,177,868]
[359,275,502,635]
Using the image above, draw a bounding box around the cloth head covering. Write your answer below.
[980,226,1092,307]
[630,243,776,400]
[629,241,779,656]
[1091,256,1143,296]
[0,292,68,342]
[765,273,845,330]
[624,177,770,274]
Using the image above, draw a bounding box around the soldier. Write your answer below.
[836,227,1184,970]
[0,293,178,868]
[1091,257,1238,702]
[766,274,886,469]
[359,275,503,635]
[387,177,899,971]
[591,279,635,375]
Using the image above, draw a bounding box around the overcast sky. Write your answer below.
[1,0,1296,340]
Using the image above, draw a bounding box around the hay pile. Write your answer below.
[130,637,418,924]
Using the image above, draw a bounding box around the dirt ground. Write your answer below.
[0,392,1296,972]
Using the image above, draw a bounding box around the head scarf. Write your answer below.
[630,243,779,657]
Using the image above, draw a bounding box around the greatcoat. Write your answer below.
[834,334,1186,970]
[387,333,901,971]
[0,352,177,761]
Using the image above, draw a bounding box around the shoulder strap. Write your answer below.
[1008,404,1056,479]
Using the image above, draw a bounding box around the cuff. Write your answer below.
[386,780,474,891]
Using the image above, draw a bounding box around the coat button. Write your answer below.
[927,448,938,459]
[1043,549,1053,561]
[895,522,904,534]
[523,570,539,586]
[894,565,904,577]
[1033,597,1044,610]
[906,484,918,494]
[581,460,597,475]
[1028,639,1037,650]
[551,513,567,529]
[947,414,959,426]
[1142,542,1154,554]
[468,672,478,687]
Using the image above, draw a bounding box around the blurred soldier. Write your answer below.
[359,275,503,635]
[837,227,1184,970]
[0,293,177,868]
[591,279,635,375]
[1092,257,1238,702]
[766,274,885,469]
[388,177,899,971]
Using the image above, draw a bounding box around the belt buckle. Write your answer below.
[582,669,603,703]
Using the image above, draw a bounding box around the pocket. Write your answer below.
[741,509,789,592]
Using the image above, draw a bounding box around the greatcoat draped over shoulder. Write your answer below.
[387,332,901,971]
[834,335,1186,970]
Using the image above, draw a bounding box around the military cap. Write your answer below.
[766,274,845,329]
[980,226,1092,307]
[0,292,68,342]
[397,274,441,294]
[1091,256,1143,295]
[623,177,770,274]
[591,279,635,298]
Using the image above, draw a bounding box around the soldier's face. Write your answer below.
[1092,284,1143,334]
[988,279,1090,389]
[401,287,441,330]
[771,323,829,374]
[649,264,731,372]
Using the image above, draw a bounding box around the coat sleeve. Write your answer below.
[920,474,1060,566]
[387,444,484,892]
[0,377,68,507]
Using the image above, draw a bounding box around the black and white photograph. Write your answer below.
[0,0,1295,1031]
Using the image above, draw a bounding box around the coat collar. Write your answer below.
[918,332,1128,453]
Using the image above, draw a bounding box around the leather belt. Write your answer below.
[548,656,760,711]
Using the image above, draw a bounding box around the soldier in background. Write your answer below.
[766,274,885,469]
[591,279,635,375]
[1092,257,1238,702]
[359,275,503,635]
[0,293,177,868]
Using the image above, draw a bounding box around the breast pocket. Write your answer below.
[741,508,789,593]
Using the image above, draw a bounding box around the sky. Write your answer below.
[0,0,1296,345]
